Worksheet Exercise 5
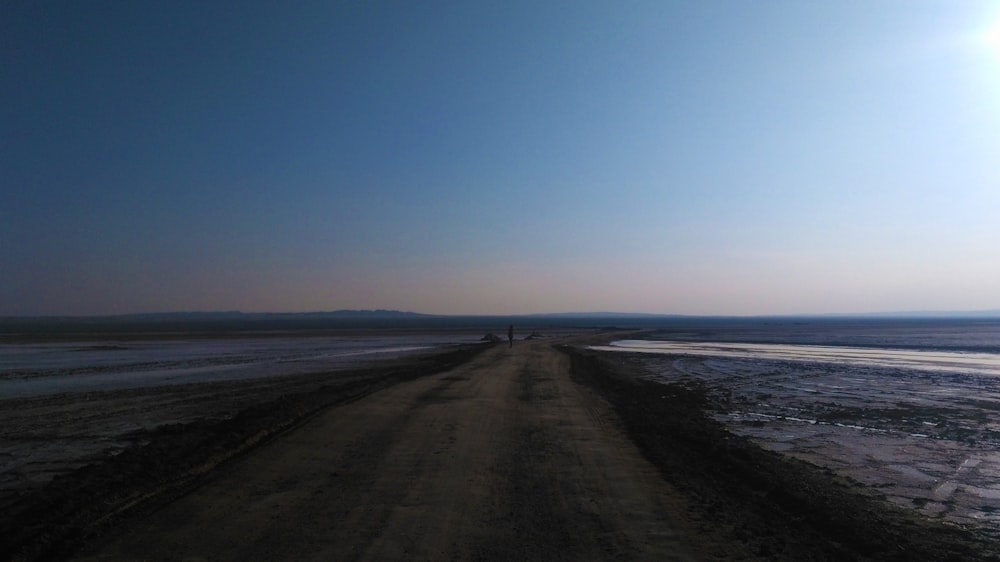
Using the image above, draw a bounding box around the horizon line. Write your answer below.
[3,309,1000,320]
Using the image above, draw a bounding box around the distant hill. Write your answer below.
[522,312,688,319]
[232,309,429,319]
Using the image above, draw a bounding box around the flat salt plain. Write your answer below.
[0,335,478,399]
[592,340,1000,535]
[0,334,481,503]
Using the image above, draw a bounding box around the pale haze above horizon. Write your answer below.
[4,2,1000,317]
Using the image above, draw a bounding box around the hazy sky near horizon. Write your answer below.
[4,1,1000,316]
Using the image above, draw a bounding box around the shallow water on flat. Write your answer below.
[592,340,1000,376]
[0,334,479,398]
[593,340,1000,536]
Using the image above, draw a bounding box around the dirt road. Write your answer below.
[74,341,704,561]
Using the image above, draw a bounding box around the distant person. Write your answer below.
[508,324,514,348]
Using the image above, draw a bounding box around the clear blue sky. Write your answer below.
[3,1,999,316]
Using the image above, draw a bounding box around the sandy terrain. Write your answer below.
[4,337,999,561]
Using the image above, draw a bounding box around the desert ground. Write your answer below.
[3,335,999,561]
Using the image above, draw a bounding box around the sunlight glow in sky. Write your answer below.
[982,14,1000,59]
[2,1,999,316]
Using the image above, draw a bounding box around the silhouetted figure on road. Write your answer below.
[508,324,514,348]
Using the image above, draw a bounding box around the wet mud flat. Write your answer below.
[0,333,484,503]
[0,371,366,503]
[0,344,488,561]
[631,352,1000,535]
[566,347,1000,561]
